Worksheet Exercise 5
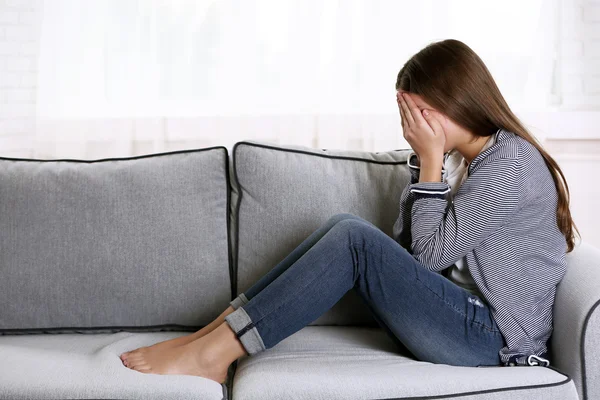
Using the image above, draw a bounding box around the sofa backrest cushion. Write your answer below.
[0,147,232,334]
[231,140,411,326]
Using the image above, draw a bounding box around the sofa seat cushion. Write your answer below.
[0,331,228,400]
[230,326,578,400]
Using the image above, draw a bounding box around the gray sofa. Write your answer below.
[0,139,598,400]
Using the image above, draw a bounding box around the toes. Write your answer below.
[122,355,136,365]
[121,347,147,359]
[121,351,136,360]
[124,357,144,368]
[124,360,140,370]
[127,353,145,361]
[124,354,146,366]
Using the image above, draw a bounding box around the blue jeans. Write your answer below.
[224,213,506,367]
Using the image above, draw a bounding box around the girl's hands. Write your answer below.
[397,92,446,168]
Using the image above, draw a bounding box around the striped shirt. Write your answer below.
[392,128,568,366]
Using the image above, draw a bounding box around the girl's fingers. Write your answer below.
[402,93,425,126]
[399,95,414,126]
[396,94,403,118]
[396,95,404,126]
[398,103,405,127]
[399,104,409,133]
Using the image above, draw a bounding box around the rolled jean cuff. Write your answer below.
[224,306,266,355]
[229,293,249,310]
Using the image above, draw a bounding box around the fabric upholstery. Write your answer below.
[551,241,600,400]
[230,326,577,400]
[0,148,232,333]
[1,139,596,400]
[0,331,228,399]
[231,140,411,326]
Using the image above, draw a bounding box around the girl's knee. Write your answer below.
[330,218,373,238]
[326,212,361,227]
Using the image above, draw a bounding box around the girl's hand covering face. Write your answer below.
[396,92,446,164]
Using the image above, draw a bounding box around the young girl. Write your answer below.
[119,39,579,383]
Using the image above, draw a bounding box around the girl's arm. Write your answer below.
[408,155,521,272]
[392,151,447,252]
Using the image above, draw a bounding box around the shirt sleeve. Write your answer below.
[408,155,521,272]
[392,168,419,251]
[392,151,446,252]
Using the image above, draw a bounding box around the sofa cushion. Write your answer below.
[0,147,232,333]
[230,326,578,400]
[0,331,229,399]
[231,140,411,326]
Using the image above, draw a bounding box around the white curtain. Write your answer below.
[34,0,556,158]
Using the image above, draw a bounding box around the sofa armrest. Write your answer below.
[551,241,600,400]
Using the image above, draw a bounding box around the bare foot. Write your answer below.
[120,306,236,361]
[120,329,206,361]
[121,333,230,384]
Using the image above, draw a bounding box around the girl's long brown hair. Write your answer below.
[396,39,579,252]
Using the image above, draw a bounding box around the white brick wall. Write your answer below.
[560,0,600,107]
[0,0,41,157]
